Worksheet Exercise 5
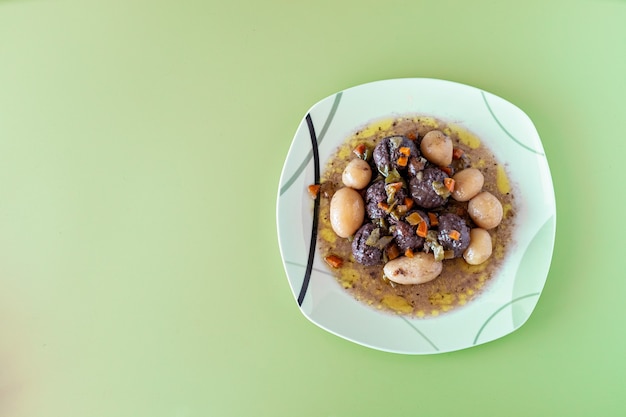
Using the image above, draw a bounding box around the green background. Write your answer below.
[1,0,624,416]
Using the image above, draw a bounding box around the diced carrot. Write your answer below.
[453,148,465,159]
[399,147,411,156]
[404,197,414,210]
[428,212,438,226]
[417,221,428,238]
[387,244,401,261]
[448,230,460,241]
[397,155,408,167]
[405,248,414,258]
[377,201,390,212]
[324,254,344,268]
[353,143,366,157]
[406,131,417,140]
[308,184,321,199]
[440,166,452,175]
[444,177,455,192]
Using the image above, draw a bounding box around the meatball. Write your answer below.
[392,210,429,252]
[351,223,384,266]
[409,167,450,209]
[437,213,470,258]
[372,136,419,175]
[365,181,387,220]
[365,180,409,222]
[407,155,426,177]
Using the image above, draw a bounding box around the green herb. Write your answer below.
[389,136,403,149]
[365,227,381,246]
[432,181,451,198]
[385,168,402,184]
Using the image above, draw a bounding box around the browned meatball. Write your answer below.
[391,210,430,252]
[409,167,450,209]
[437,213,470,258]
[372,136,419,176]
[365,180,409,222]
[365,181,387,220]
[351,223,384,266]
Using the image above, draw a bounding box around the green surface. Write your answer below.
[0,0,624,416]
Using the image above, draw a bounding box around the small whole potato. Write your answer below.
[420,130,453,167]
[463,228,493,265]
[383,252,443,285]
[342,158,372,190]
[468,191,503,229]
[452,168,484,202]
[329,187,365,238]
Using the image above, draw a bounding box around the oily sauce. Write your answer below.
[316,115,516,318]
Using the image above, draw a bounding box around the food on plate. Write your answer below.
[463,228,493,265]
[467,191,504,229]
[329,187,365,238]
[314,115,516,317]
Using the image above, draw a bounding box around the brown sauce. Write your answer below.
[317,115,516,318]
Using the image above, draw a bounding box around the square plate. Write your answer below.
[276,78,555,354]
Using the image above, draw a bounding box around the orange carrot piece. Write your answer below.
[396,147,411,167]
[448,230,460,241]
[377,201,390,212]
[417,221,428,238]
[453,147,465,159]
[387,244,401,261]
[404,248,414,258]
[308,184,321,199]
[444,177,455,192]
[428,212,438,226]
[406,131,417,140]
[324,254,344,268]
[440,166,452,175]
[353,143,366,157]
[404,197,414,210]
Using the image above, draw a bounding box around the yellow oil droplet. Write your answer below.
[416,310,426,318]
[337,146,352,160]
[473,159,486,168]
[428,292,455,306]
[465,262,487,274]
[381,294,413,314]
[502,203,513,218]
[496,164,511,194]
[359,119,395,137]
[430,310,440,317]
[448,123,481,148]
[340,269,359,288]
[416,116,439,129]
[319,228,337,244]
[494,243,505,259]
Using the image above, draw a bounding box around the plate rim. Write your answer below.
[277,77,556,354]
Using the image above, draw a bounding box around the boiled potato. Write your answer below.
[329,187,365,238]
[468,191,503,229]
[420,130,453,167]
[452,168,484,202]
[383,252,443,285]
[463,228,493,265]
[342,158,372,190]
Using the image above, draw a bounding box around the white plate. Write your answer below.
[276,78,555,354]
